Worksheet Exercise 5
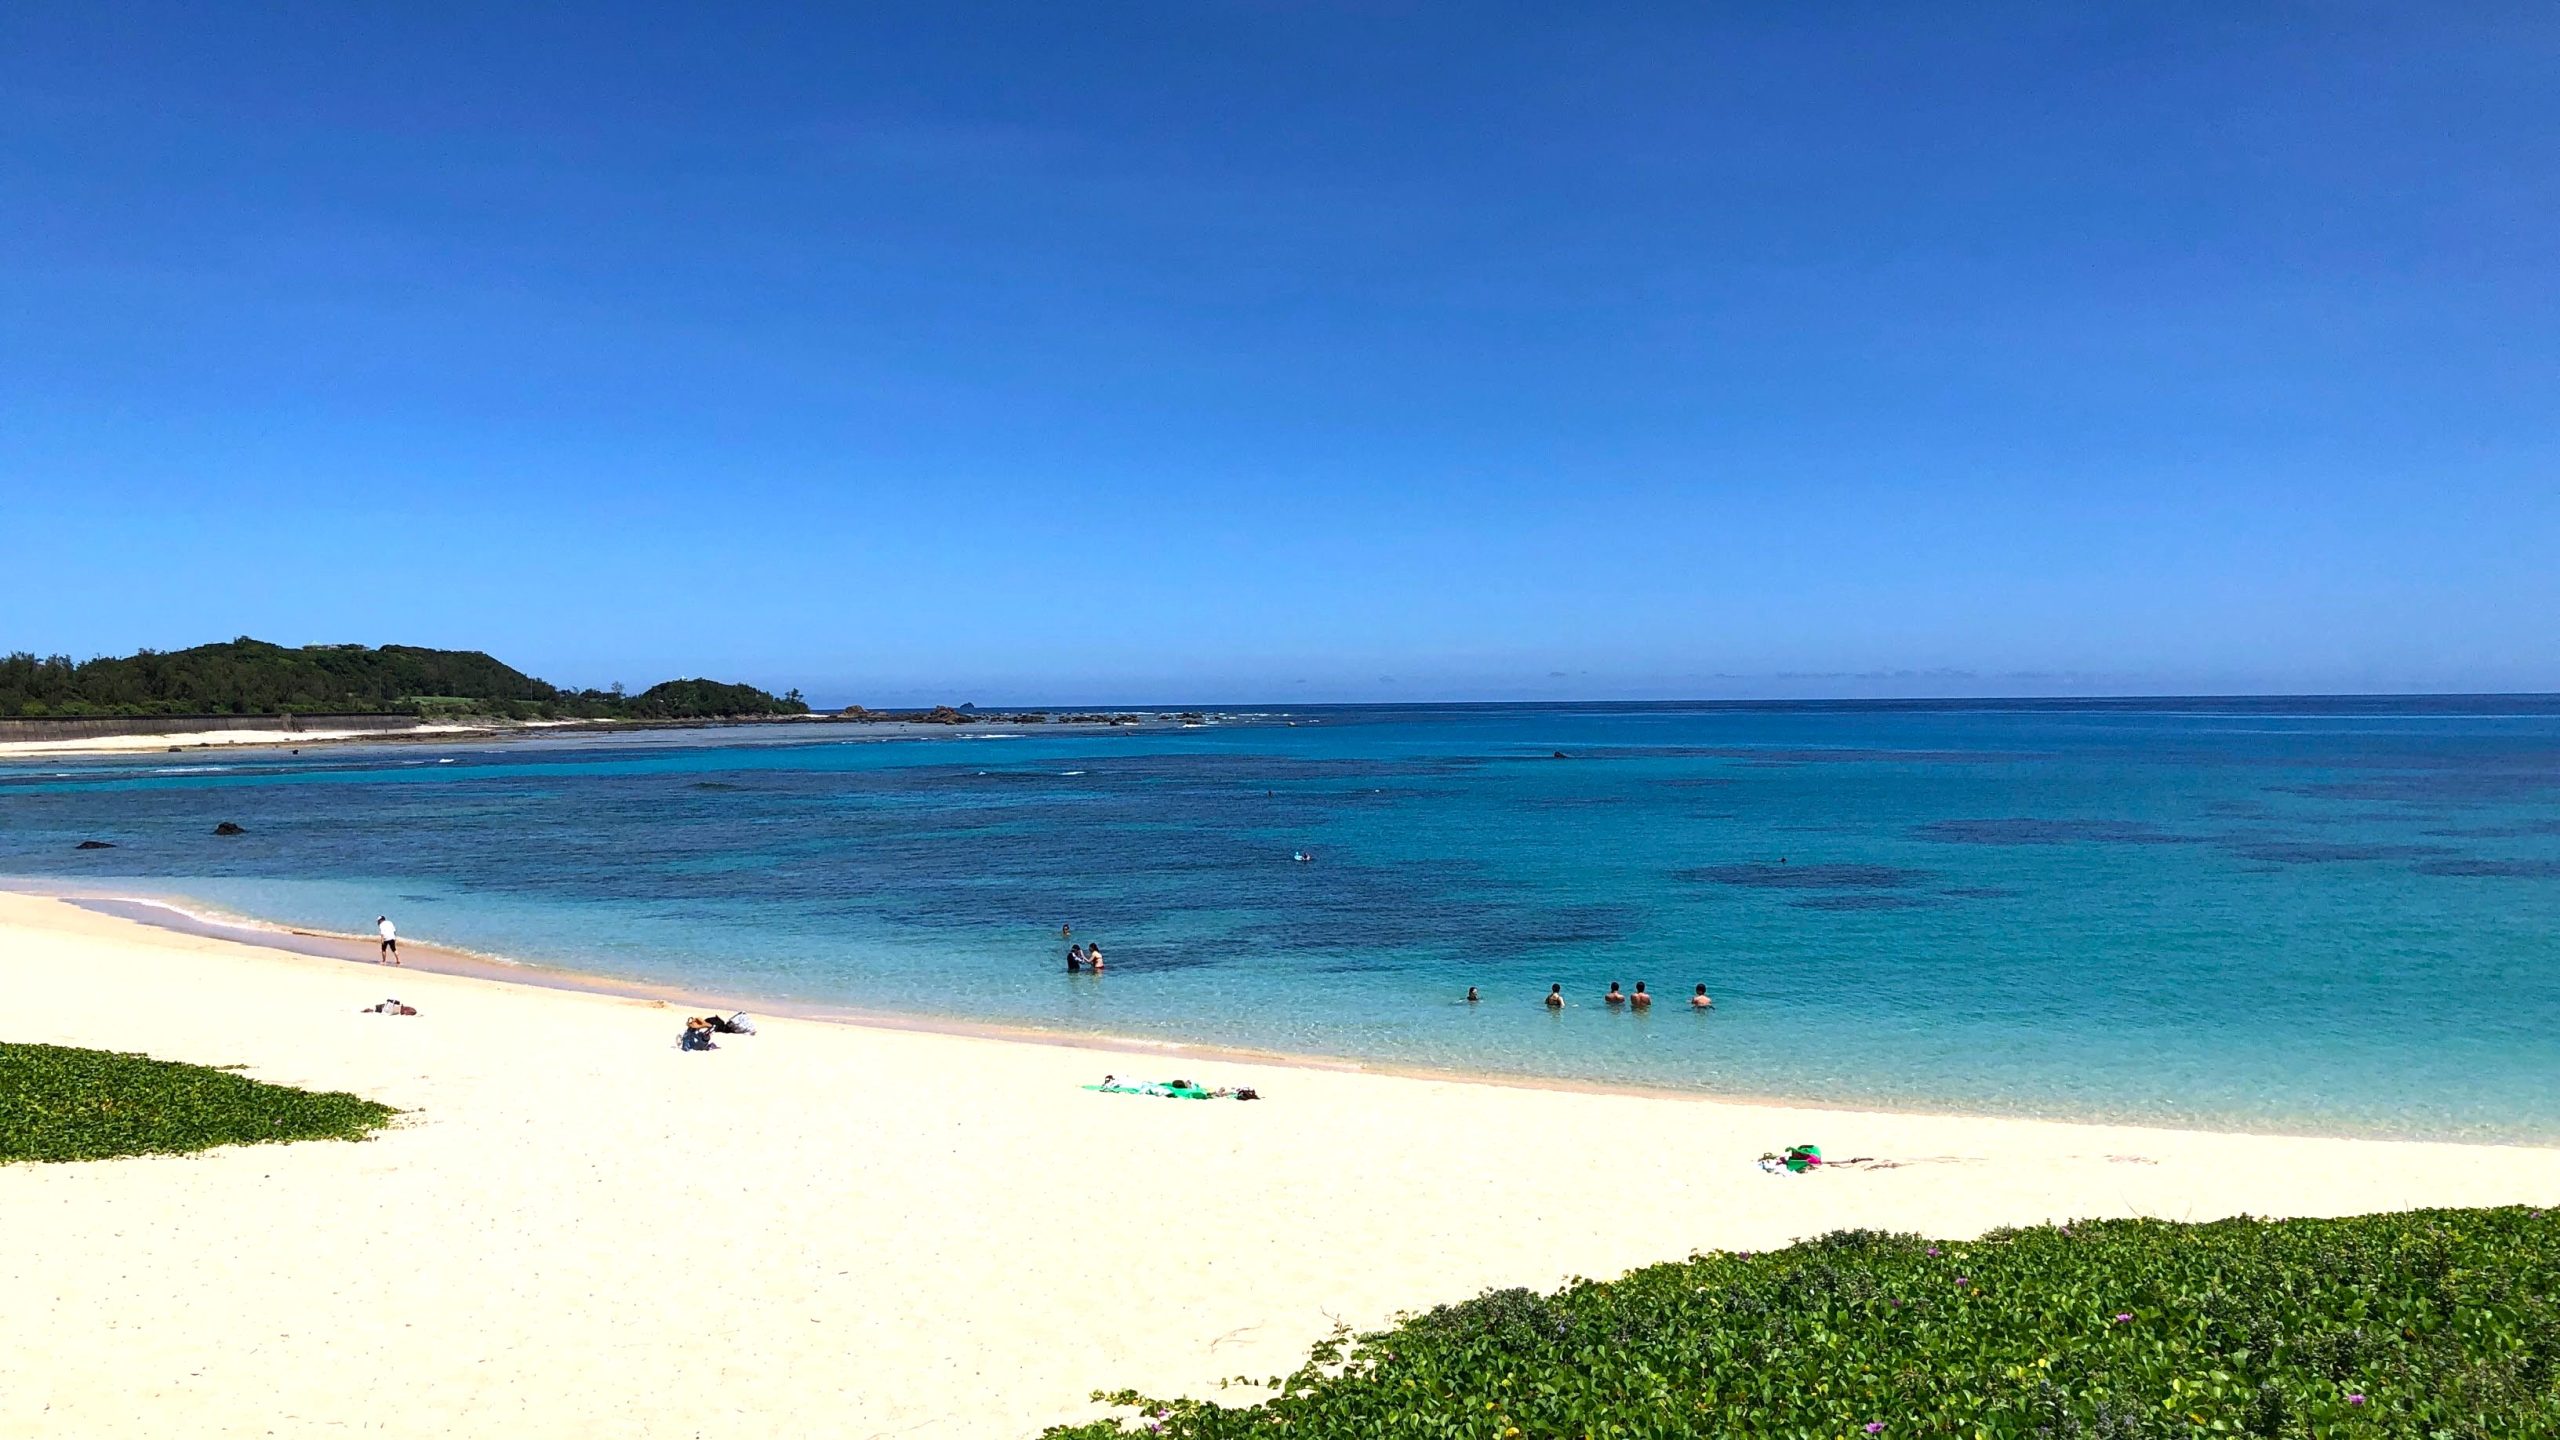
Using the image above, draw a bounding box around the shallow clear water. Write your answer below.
[6,701,2559,1140]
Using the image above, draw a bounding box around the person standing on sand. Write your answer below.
[377,915,400,965]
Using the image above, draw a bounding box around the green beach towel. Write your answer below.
[1758,1143,1824,1174]
[1084,1082,1216,1100]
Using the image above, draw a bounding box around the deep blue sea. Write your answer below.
[6,701,2559,1140]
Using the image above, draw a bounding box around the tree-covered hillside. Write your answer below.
[600,678,807,720]
[0,639,808,721]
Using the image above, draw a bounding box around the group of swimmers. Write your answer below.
[1058,922,1112,972]
[1066,920,1710,1010]
[1461,982,1713,1010]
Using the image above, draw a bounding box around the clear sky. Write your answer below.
[4,3,2554,705]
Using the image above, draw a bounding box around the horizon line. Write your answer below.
[821,691,2560,712]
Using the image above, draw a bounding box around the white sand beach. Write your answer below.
[0,723,491,759]
[4,890,2556,1439]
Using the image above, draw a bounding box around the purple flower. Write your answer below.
[1890,1298,1903,1308]
[2112,1313,2134,1323]
[1865,1425,1885,1435]
[2347,1394,2366,1406]
[1954,1277,1969,1286]
[1925,1247,1940,1257]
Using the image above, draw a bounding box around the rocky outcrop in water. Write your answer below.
[213,822,246,836]
[75,839,116,849]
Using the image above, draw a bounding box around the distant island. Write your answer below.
[0,639,809,721]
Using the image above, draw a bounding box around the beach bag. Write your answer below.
[397,1004,417,1016]
[728,1013,755,1035]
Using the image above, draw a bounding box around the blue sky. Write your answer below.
[4,3,2554,705]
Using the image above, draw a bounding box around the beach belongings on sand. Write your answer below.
[1757,1144,1888,1174]
[360,999,417,1016]
[1087,1081,1213,1099]
[679,1014,753,1050]
[1086,1076,1261,1100]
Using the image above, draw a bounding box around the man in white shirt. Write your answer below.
[377,915,400,965]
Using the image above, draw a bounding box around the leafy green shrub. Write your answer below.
[1,1042,396,1162]
[1045,1207,2560,1439]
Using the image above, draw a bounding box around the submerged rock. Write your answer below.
[212,821,247,836]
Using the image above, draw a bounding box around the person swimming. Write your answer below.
[1464,986,1480,1003]
[1545,984,1564,1009]
[1604,982,1626,1006]
[1631,981,1651,1009]
[1691,983,1713,1009]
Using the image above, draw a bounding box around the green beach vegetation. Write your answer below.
[1044,1208,2560,1439]
[0,638,808,720]
[1,1042,396,1162]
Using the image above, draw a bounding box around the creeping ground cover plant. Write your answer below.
[1044,1208,2560,1438]
[1,1042,395,1162]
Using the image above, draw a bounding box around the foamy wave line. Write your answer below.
[98,892,528,967]
[106,893,280,932]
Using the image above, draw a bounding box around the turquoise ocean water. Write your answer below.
[5,701,2558,1140]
